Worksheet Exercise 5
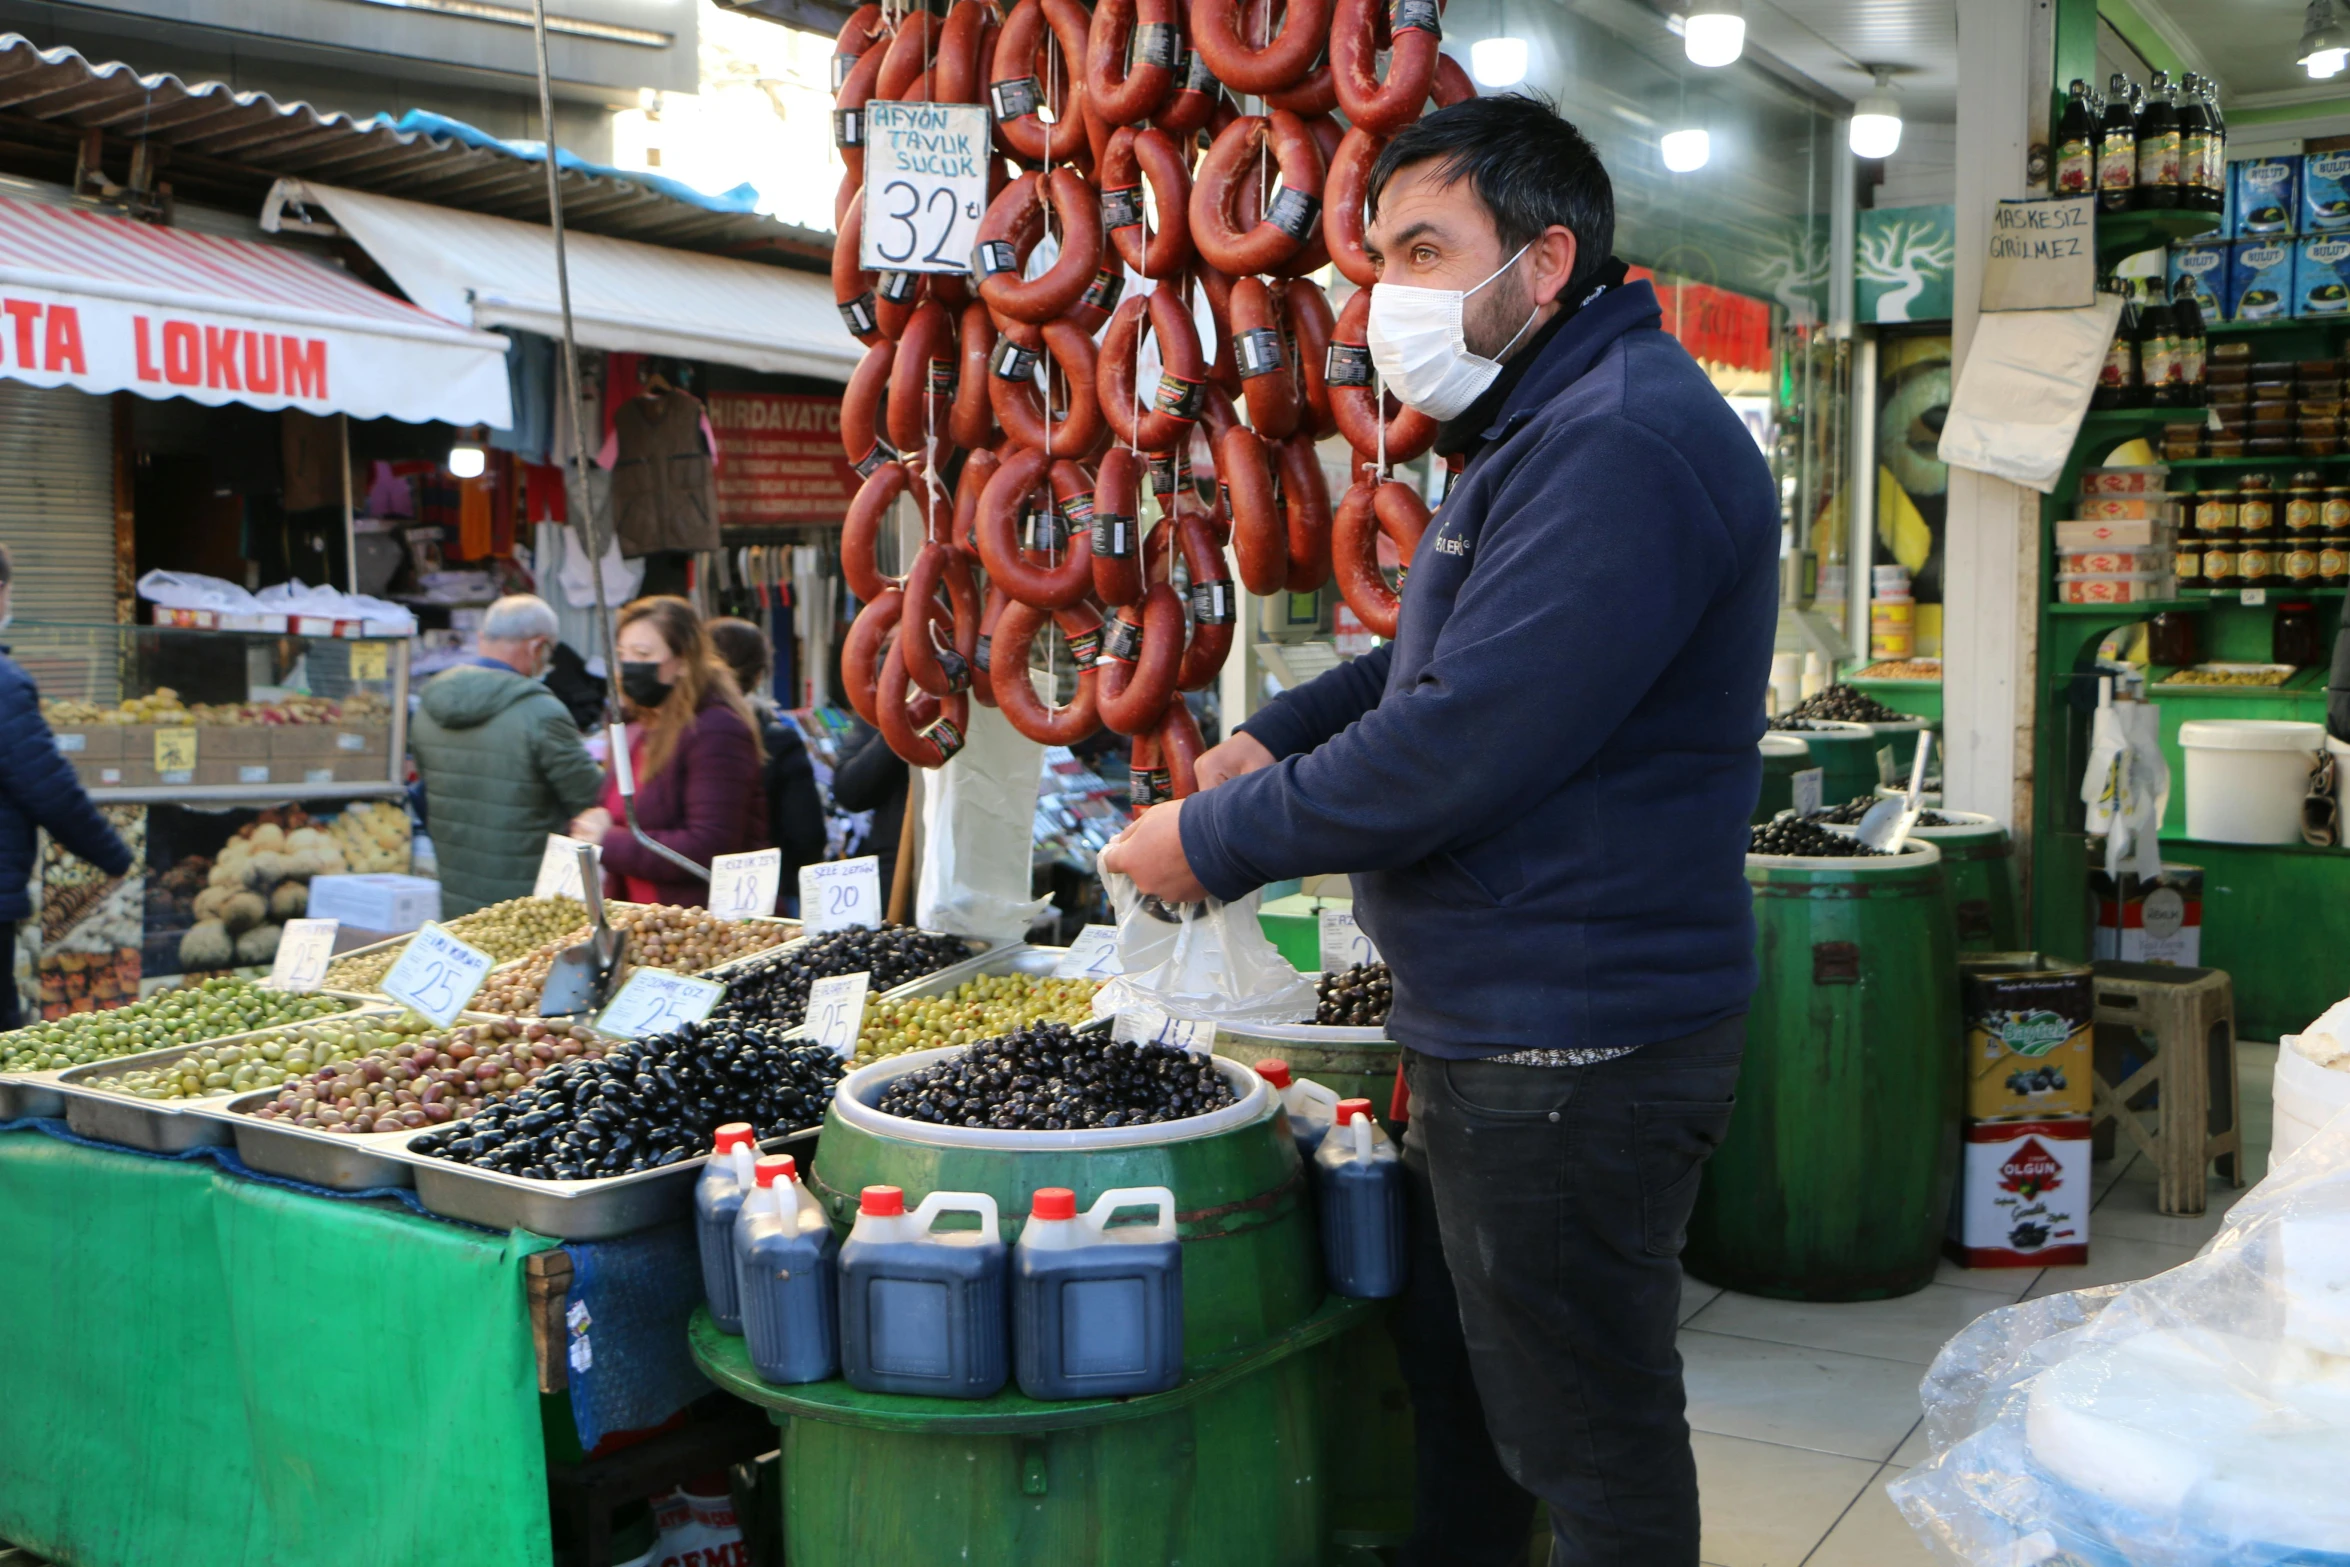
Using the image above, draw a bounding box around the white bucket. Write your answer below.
[2274,1038,2350,1165]
[2180,719,2325,844]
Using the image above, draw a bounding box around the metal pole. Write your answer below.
[530,0,706,882]
[339,413,358,594]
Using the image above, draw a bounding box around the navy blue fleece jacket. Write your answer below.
[1178,280,1777,1058]
[0,650,133,921]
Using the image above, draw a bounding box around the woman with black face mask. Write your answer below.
[567,594,766,907]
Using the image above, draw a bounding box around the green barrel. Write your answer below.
[1685,840,1963,1301]
[1755,734,1813,823]
[1778,719,1880,808]
[1909,811,2024,953]
[741,1048,1336,1567]
[1215,1025,1412,1552]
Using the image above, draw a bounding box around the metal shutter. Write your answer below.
[0,383,114,626]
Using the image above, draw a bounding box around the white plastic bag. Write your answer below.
[2079,686,2168,884]
[135,569,262,613]
[1889,1111,2350,1565]
[1090,870,1317,1033]
[916,705,1052,944]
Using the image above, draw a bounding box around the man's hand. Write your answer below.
[1099,801,1209,902]
[1194,732,1275,791]
[568,806,613,846]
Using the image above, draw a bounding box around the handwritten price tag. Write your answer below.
[534,836,594,899]
[381,922,496,1026]
[710,848,782,920]
[1054,925,1122,980]
[1319,907,1379,973]
[349,641,390,682]
[265,918,339,991]
[805,971,871,1059]
[1113,1006,1215,1053]
[859,102,989,275]
[1791,767,1826,818]
[597,969,726,1038]
[800,857,882,934]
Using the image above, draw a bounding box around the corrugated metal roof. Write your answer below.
[0,33,834,269]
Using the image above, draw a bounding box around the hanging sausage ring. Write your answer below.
[974,168,1106,325]
[1096,290,1210,454]
[1188,111,1326,276]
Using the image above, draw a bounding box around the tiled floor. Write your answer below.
[1679,1042,2276,1567]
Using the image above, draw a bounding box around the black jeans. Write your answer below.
[0,920,18,1033]
[1390,1015,1745,1567]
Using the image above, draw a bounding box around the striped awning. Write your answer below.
[0,191,512,425]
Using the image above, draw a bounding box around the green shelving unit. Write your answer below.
[2094,208,2223,267]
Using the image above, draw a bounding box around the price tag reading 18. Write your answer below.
[598,970,726,1039]
[1319,907,1379,974]
[860,102,990,274]
[800,857,883,935]
[805,971,871,1059]
[381,923,497,1027]
[709,848,783,920]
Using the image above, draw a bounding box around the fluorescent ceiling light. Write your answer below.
[1849,69,1902,159]
[1470,37,1529,87]
[1682,0,1744,68]
[1661,127,1711,171]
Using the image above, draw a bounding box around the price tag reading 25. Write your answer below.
[382,923,496,1027]
[859,102,989,274]
[598,970,726,1039]
[805,972,871,1059]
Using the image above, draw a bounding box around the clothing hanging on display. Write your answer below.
[558,518,645,610]
[535,520,608,667]
[604,385,720,557]
[489,331,554,464]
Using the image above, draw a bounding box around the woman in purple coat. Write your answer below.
[568,595,765,906]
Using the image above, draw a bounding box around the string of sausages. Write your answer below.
[831,0,1470,785]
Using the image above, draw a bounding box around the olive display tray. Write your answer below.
[406,1125,817,1241]
[0,994,373,1122]
[208,1010,584,1191]
[52,1006,400,1154]
[316,903,795,1002]
[701,932,994,1027]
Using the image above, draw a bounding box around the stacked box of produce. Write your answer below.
[2060,468,2179,602]
[32,806,144,1020]
[41,690,396,789]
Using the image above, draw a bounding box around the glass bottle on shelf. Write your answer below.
[2171,275,2207,404]
[2203,76,2228,211]
[2148,608,2199,667]
[2142,281,2180,406]
[2056,79,2096,197]
[2202,529,2238,590]
[2098,73,2140,214]
[2179,74,2217,212]
[2172,520,2205,591]
[2275,600,2326,667]
[2137,72,2182,209]
[2092,276,2140,409]
[2237,528,2279,589]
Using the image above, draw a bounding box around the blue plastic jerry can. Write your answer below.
[1317,1098,1406,1298]
[734,1153,840,1385]
[693,1122,758,1334]
[839,1185,1009,1399]
[1013,1185,1184,1401]
[1255,1058,1345,1162]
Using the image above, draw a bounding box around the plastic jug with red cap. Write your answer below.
[1255,1058,1345,1161]
[693,1122,758,1333]
[1013,1186,1184,1401]
[1317,1098,1406,1298]
[734,1153,840,1385]
[839,1185,1009,1399]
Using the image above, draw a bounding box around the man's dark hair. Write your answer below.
[1366,93,1616,295]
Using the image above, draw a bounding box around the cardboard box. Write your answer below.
[1962,956,2094,1119]
[2233,155,2299,238]
[2231,239,2295,321]
[74,759,133,790]
[1946,1118,2091,1268]
[269,725,338,762]
[2079,466,2169,495]
[2170,240,2231,320]
[48,725,122,762]
[330,725,391,760]
[2060,546,2168,575]
[201,724,271,759]
[291,762,342,788]
[195,760,278,787]
[306,873,440,934]
[2055,571,2176,603]
[2297,233,2350,318]
[2307,146,2350,232]
[2056,518,2170,548]
[2073,496,2180,522]
[331,756,393,784]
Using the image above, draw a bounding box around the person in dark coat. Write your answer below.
[828,718,908,894]
[1104,99,1778,1567]
[568,596,765,907]
[708,617,828,914]
[0,545,134,1029]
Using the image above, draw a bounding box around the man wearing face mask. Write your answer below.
[1101,96,1777,1566]
[407,593,606,916]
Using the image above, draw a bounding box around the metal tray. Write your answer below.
[52,1008,401,1154]
[409,1126,817,1241]
[0,1070,66,1120]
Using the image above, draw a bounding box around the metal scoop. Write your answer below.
[1856,732,1934,854]
[540,842,627,1016]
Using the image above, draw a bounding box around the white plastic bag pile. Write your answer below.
[1090,870,1317,1037]
[1891,1111,2350,1565]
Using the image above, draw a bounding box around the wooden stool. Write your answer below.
[2089,961,2244,1216]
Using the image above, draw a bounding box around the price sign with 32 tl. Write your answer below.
[860,101,989,274]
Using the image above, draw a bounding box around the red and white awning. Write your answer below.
[0,192,511,425]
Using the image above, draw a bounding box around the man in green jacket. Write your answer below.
[409,595,606,915]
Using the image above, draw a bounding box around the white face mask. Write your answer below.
[1366,242,1539,421]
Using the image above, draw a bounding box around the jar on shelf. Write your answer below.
[2203,533,2239,588]
[2238,474,2278,533]
[2285,474,2324,532]
[2194,489,2239,533]
[2275,600,2328,667]
[2238,533,2280,588]
[2325,485,2350,532]
[2149,609,2200,667]
[2287,509,2325,585]
[2324,524,2350,587]
[2174,525,2206,588]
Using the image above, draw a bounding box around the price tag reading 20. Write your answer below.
[381,923,497,1027]
[860,102,989,274]
[800,857,883,935]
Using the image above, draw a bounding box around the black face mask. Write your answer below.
[620,661,674,709]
